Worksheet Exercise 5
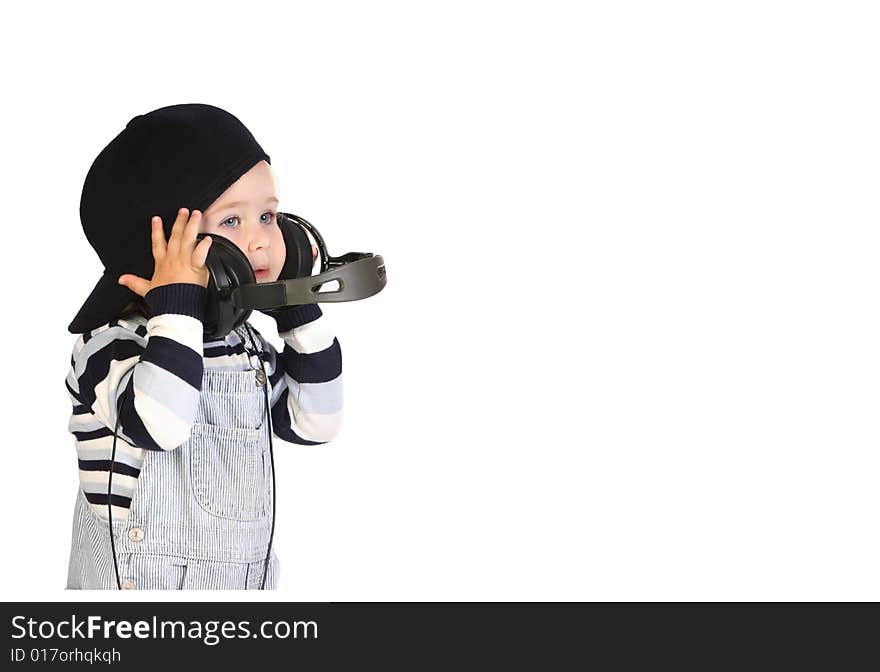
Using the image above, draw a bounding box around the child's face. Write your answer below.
[199,160,285,283]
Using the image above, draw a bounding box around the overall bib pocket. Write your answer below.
[189,422,268,521]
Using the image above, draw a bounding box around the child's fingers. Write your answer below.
[166,207,189,252]
[151,216,166,260]
[183,209,203,247]
[117,273,151,298]
[192,235,213,268]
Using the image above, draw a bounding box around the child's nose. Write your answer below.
[247,226,271,251]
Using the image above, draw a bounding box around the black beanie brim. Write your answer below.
[67,256,155,334]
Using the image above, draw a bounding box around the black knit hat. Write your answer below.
[68,103,271,334]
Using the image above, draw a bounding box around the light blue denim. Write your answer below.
[67,363,279,590]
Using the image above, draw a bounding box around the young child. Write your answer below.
[64,104,343,590]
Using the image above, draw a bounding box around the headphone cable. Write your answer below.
[108,388,127,590]
[244,322,277,590]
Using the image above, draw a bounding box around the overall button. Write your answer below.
[121,580,136,590]
[254,369,266,386]
[128,527,144,542]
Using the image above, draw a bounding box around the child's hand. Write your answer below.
[118,208,213,297]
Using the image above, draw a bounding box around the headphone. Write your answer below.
[107,212,386,589]
[201,211,386,340]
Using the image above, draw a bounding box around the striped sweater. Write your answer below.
[65,283,343,521]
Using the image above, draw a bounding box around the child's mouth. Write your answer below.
[254,268,269,279]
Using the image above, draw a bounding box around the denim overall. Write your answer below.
[67,330,279,590]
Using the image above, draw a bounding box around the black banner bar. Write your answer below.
[1,602,876,667]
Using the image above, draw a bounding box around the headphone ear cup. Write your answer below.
[198,233,254,339]
[277,212,313,281]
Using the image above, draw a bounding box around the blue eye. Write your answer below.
[218,211,277,228]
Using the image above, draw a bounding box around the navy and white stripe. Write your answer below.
[263,304,344,445]
[66,283,343,521]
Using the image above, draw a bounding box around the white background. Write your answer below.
[1,0,878,601]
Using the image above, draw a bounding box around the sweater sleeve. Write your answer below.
[65,283,206,451]
[255,304,343,444]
